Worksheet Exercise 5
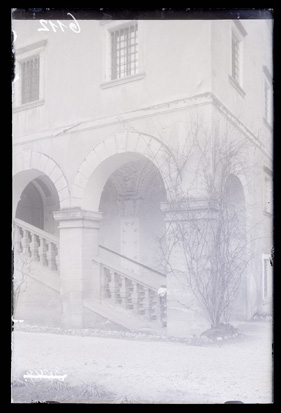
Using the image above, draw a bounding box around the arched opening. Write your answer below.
[225,174,247,320]
[98,156,167,274]
[15,173,60,236]
[16,181,44,229]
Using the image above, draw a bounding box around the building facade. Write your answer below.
[12,18,273,337]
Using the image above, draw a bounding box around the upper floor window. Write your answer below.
[231,34,241,84]
[13,40,47,111]
[262,254,273,302]
[100,21,145,88]
[110,23,138,80]
[229,21,247,97]
[263,66,273,128]
[263,166,273,215]
[21,55,40,104]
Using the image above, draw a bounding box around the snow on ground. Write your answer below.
[11,321,273,404]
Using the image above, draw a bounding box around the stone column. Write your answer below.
[53,208,102,329]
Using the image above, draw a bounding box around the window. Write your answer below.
[263,66,273,127]
[110,23,138,80]
[229,21,247,96]
[262,254,273,301]
[263,167,273,215]
[13,39,46,111]
[100,21,145,88]
[232,34,241,83]
[21,55,40,104]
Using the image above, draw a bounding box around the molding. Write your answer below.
[263,65,272,81]
[263,165,272,176]
[101,72,145,89]
[211,94,271,159]
[16,39,48,55]
[233,20,248,37]
[13,92,272,159]
[13,99,45,113]
[263,117,273,132]
[161,198,219,222]
[53,208,103,224]
[229,75,246,98]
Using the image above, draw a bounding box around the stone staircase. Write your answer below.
[13,219,167,332]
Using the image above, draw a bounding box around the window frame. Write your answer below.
[262,253,273,302]
[101,20,145,89]
[13,40,47,111]
[229,21,247,97]
[263,66,273,129]
[231,32,241,84]
[20,54,40,105]
[263,168,273,215]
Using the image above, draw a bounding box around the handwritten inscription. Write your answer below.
[38,13,80,33]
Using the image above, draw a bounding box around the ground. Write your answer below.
[11,321,273,404]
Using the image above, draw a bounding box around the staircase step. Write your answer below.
[83,300,160,332]
[28,261,60,292]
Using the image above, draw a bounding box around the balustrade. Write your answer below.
[100,261,167,329]
[13,218,59,274]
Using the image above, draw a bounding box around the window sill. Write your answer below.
[13,99,44,113]
[263,210,273,217]
[262,297,272,305]
[263,117,273,132]
[100,72,145,89]
[229,75,246,98]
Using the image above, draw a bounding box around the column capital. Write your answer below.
[53,207,103,229]
[161,197,218,222]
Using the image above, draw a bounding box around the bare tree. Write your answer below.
[158,117,258,328]
[13,252,31,317]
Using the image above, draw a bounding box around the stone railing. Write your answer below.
[97,246,167,328]
[13,218,60,273]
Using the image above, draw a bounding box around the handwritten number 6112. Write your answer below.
[38,13,81,33]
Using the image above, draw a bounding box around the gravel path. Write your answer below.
[11,321,273,404]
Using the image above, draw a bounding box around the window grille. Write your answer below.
[110,23,138,80]
[21,55,40,104]
[232,35,240,82]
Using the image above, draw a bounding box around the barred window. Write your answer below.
[110,23,138,80]
[264,174,272,214]
[232,34,240,83]
[264,80,272,125]
[21,55,40,104]
[262,255,272,300]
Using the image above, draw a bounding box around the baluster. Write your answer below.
[30,233,39,262]
[21,229,31,257]
[108,270,118,304]
[154,293,163,324]
[115,273,122,305]
[159,294,167,328]
[38,237,47,266]
[47,241,57,271]
[55,245,60,273]
[126,279,134,310]
[101,267,111,299]
[130,281,139,312]
[137,284,145,315]
[148,290,157,321]
[119,275,128,307]
[14,225,23,254]
[143,287,151,318]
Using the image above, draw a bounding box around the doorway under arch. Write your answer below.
[98,156,167,274]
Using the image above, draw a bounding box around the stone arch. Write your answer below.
[13,149,70,215]
[72,130,179,210]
